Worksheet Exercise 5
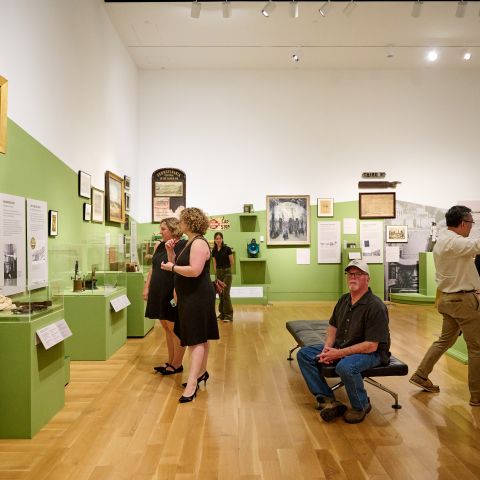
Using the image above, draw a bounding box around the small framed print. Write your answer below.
[317,198,334,217]
[105,170,125,223]
[386,225,408,243]
[91,187,104,223]
[48,210,58,236]
[124,214,130,231]
[78,171,91,199]
[125,192,131,213]
[124,175,131,191]
[83,203,91,222]
[359,192,396,219]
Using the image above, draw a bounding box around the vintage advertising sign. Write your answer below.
[151,168,186,222]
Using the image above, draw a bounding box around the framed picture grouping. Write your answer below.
[78,171,91,199]
[359,192,396,219]
[91,187,105,223]
[266,195,310,246]
[48,210,58,236]
[386,225,408,243]
[317,198,334,217]
[105,170,125,223]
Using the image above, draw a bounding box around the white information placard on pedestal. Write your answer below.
[110,294,131,312]
[26,198,48,289]
[36,319,73,350]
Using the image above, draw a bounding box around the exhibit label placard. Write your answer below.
[27,199,48,289]
[36,319,73,350]
[110,294,131,312]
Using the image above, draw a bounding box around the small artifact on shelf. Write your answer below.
[247,238,260,258]
[0,295,17,312]
[126,262,139,272]
[243,204,254,213]
[71,260,85,292]
[84,266,98,290]
[12,300,52,314]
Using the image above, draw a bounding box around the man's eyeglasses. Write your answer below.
[463,219,475,224]
[345,272,367,279]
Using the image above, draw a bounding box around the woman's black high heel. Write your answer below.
[182,371,209,388]
[179,384,199,403]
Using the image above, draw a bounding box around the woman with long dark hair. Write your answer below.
[211,232,234,322]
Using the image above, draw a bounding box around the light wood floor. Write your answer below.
[1,302,480,480]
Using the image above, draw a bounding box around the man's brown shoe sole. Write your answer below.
[409,377,440,393]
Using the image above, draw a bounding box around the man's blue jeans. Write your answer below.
[297,343,381,411]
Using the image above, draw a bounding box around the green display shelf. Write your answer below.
[0,307,66,438]
[126,272,154,337]
[239,258,266,262]
[62,287,128,360]
[239,258,267,284]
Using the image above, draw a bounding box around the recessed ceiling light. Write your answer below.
[463,51,472,61]
[426,50,438,62]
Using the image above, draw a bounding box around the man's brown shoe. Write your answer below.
[409,373,440,393]
[469,398,480,406]
[319,401,347,422]
[343,402,372,424]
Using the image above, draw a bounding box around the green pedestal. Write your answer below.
[126,272,154,337]
[419,252,436,297]
[447,334,468,364]
[63,287,127,360]
[0,307,66,438]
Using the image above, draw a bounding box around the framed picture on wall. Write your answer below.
[0,75,8,154]
[125,192,130,213]
[105,170,125,223]
[317,198,334,217]
[124,176,131,191]
[386,225,408,243]
[91,187,104,223]
[48,210,58,236]
[83,203,91,222]
[359,192,396,219]
[266,195,310,246]
[78,171,91,199]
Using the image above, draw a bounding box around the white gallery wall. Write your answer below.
[0,0,138,217]
[137,68,480,222]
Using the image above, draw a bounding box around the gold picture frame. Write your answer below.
[0,75,8,154]
[359,192,396,219]
[317,198,334,217]
[105,171,125,223]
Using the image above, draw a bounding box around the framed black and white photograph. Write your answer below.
[124,175,131,191]
[91,187,104,223]
[48,210,58,236]
[317,198,334,217]
[266,195,310,246]
[125,192,130,213]
[83,203,91,222]
[78,171,91,199]
[359,192,396,219]
[386,225,408,243]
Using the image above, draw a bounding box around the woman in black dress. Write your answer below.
[144,217,187,375]
[161,207,219,403]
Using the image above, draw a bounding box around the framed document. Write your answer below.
[78,171,91,199]
[317,198,334,217]
[386,225,408,243]
[359,192,396,219]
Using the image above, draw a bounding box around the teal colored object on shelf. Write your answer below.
[247,239,260,258]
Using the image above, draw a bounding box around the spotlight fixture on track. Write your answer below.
[343,0,356,16]
[262,1,276,17]
[289,1,299,18]
[411,0,423,18]
[319,0,333,17]
[456,0,467,18]
[191,0,201,18]
[222,0,231,18]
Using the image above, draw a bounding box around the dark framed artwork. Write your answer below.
[152,168,186,222]
[105,170,125,223]
[359,192,396,219]
[91,187,104,223]
[48,210,58,236]
[125,192,130,213]
[266,195,310,246]
[124,175,131,191]
[83,203,91,222]
[78,171,91,199]
[0,75,8,154]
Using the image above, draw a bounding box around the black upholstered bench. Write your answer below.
[286,320,409,409]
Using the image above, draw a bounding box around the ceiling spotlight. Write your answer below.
[262,1,276,17]
[292,54,300,63]
[289,1,299,18]
[426,50,438,62]
[456,0,467,18]
[191,0,201,18]
[222,0,231,18]
[319,0,333,17]
[463,51,472,61]
[343,0,357,16]
[411,0,423,18]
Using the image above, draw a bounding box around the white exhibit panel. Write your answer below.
[26,199,48,290]
[36,319,73,350]
[110,294,131,312]
[0,193,26,296]
[360,221,384,264]
[317,221,341,264]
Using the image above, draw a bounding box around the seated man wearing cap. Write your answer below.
[297,259,391,423]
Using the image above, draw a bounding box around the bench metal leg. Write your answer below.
[364,377,402,409]
[287,345,300,361]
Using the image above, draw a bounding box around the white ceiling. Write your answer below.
[104,1,480,69]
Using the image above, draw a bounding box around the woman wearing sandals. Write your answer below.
[144,217,187,375]
[161,208,219,403]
